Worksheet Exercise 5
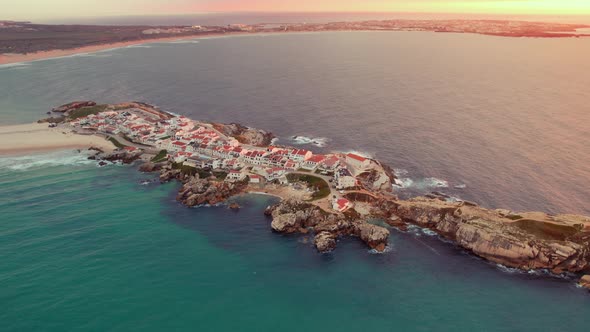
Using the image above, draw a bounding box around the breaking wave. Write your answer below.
[290,135,330,148]
[167,40,201,44]
[0,150,94,171]
[394,176,449,190]
[0,62,32,70]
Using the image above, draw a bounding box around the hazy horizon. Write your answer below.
[5,11,590,26]
[3,0,590,23]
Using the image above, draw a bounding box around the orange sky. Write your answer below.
[4,1,590,21]
[167,0,590,15]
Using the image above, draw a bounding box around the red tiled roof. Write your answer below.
[307,155,326,163]
[346,153,367,162]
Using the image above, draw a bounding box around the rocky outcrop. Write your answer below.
[138,161,164,173]
[266,199,390,253]
[394,197,590,274]
[228,202,241,210]
[213,122,274,147]
[90,149,142,164]
[579,275,590,290]
[314,232,337,252]
[356,160,398,192]
[176,176,247,207]
[354,223,390,252]
[52,101,96,112]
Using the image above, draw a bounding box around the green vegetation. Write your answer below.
[513,219,580,241]
[108,137,126,149]
[159,136,171,140]
[171,162,198,176]
[297,168,311,172]
[151,150,168,163]
[67,104,108,120]
[287,174,330,200]
[506,214,524,220]
[213,171,228,180]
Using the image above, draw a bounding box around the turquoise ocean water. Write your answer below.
[1,32,590,331]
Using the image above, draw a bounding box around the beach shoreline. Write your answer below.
[0,32,256,66]
[0,123,115,156]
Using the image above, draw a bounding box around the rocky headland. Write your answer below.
[48,100,590,289]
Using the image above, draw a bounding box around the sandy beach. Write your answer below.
[0,33,251,66]
[0,123,115,155]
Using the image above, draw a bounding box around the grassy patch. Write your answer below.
[108,137,126,149]
[213,171,228,180]
[151,150,168,163]
[513,219,580,241]
[171,162,198,176]
[506,214,523,220]
[67,104,108,120]
[287,173,330,200]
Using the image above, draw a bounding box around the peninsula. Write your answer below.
[1,19,589,65]
[6,100,590,290]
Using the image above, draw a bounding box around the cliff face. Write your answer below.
[393,197,590,274]
[266,200,390,252]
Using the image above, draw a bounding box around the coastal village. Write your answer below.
[33,101,590,288]
[63,102,392,214]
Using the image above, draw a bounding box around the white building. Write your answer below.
[345,153,371,169]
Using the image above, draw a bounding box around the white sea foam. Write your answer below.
[393,176,449,190]
[454,184,467,189]
[0,62,32,70]
[340,150,373,158]
[124,45,153,49]
[167,40,201,44]
[290,135,330,148]
[368,244,394,254]
[0,150,94,171]
[421,228,438,236]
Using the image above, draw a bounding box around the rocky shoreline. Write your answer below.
[68,96,590,291]
[88,146,590,290]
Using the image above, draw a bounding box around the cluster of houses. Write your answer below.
[71,108,377,213]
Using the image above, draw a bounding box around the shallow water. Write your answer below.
[1,31,590,331]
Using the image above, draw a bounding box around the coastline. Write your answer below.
[0,123,115,156]
[0,32,253,66]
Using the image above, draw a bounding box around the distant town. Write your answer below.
[1,18,589,54]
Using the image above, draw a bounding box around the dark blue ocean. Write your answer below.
[1,31,590,331]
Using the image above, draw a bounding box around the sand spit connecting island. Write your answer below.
[3,101,590,290]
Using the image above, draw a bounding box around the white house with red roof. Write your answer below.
[333,198,353,212]
[249,174,262,184]
[289,148,313,161]
[302,154,326,170]
[345,153,371,169]
[226,170,246,182]
[168,140,187,152]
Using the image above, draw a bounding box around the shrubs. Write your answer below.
[67,104,108,120]
[287,174,330,200]
[108,137,126,148]
[151,150,168,163]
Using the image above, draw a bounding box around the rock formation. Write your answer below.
[266,199,390,253]
[579,275,590,290]
[213,122,274,147]
[176,176,248,207]
[392,197,590,273]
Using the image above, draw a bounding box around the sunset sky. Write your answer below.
[3,0,590,21]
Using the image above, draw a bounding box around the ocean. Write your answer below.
[1,31,590,331]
